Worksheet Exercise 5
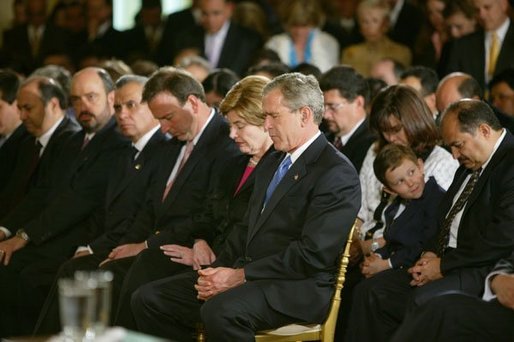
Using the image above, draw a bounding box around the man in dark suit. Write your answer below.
[345,99,514,341]
[172,0,262,76]
[130,72,361,340]
[87,68,240,327]
[392,252,514,341]
[122,0,167,64]
[0,70,29,193]
[322,0,363,50]
[82,0,123,59]
[0,75,80,224]
[443,0,514,90]
[319,66,375,172]
[0,67,127,337]
[400,66,440,120]
[33,74,168,335]
[2,0,69,74]
[436,72,514,133]
[386,0,423,48]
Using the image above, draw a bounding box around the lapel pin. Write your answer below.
[294,174,299,180]
[135,164,142,170]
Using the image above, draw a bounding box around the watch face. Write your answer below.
[371,241,379,251]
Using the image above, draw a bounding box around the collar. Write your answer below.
[487,18,510,43]
[206,20,230,38]
[340,117,365,145]
[133,124,160,153]
[389,0,404,26]
[190,108,216,147]
[480,128,506,172]
[287,131,321,165]
[38,116,64,149]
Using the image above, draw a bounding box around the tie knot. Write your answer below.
[279,155,292,170]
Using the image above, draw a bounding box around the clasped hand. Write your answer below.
[0,236,28,266]
[408,252,443,286]
[99,242,147,267]
[195,267,245,301]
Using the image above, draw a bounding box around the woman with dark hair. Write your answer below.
[358,85,458,250]
[201,68,240,108]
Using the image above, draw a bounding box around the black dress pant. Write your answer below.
[132,271,297,342]
[391,294,514,342]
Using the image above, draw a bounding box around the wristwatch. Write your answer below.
[371,240,380,252]
[15,229,30,242]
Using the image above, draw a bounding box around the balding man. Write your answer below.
[436,72,514,132]
[443,0,514,89]
[0,67,127,337]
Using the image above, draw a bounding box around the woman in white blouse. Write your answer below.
[359,85,459,246]
[265,0,339,72]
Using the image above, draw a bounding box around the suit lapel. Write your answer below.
[497,22,514,72]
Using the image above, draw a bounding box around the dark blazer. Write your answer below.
[388,1,424,48]
[327,119,375,172]
[122,24,166,64]
[172,22,262,76]
[85,25,124,59]
[120,113,241,248]
[376,177,445,268]
[443,23,514,89]
[2,24,69,73]
[426,131,514,275]
[4,117,129,258]
[0,124,31,193]
[0,117,80,221]
[87,129,168,254]
[322,19,363,51]
[217,134,361,323]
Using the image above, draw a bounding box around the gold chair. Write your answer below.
[196,220,357,342]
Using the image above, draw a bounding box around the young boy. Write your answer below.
[361,144,445,278]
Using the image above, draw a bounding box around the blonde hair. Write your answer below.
[219,75,270,126]
[357,0,390,21]
[279,0,325,28]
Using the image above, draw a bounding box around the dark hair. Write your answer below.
[247,62,290,79]
[489,68,514,91]
[443,0,476,19]
[319,66,370,104]
[202,69,240,98]
[366,77,387,103]
[374,144,419,186]
[115,74,148,89]
[291,63,322,80]
[400,66,439,97]
[23,76,68,110]
[142,67,206,104]
[0,69,21,104]
[370,85,439,158]
[458,75,483,99]
[32,65,72,97]
[443,99,502,134]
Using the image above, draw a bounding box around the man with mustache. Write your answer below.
[0,67,127,337]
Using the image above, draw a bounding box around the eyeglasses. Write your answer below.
[324,102,348,112]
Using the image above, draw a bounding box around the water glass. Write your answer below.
[58,278,95,341]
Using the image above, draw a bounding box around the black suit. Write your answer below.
[83,25,123,59]
[345,131,514,342]
[388,1,423,49]
[33,128,168,335]
[93,113,240,327]
[322,18,363,51]
[392,253,514,342]
[0,117,80,221]
[443,23,514,89]
[327,119,375,172]
[172,22,262,76]
[0,124,31,194]
[0,117,128,337]
[2,24,69,73]
[131,134,361,341]
[122,24,166,64]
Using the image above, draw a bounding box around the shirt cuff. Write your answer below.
[482,270,506,301]
[387,258,393,269]
[75,245,93,255]
[0,226,12,239]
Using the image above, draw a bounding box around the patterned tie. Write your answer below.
[263,155,292,207]
[488,32,500,78]
[81,136,90,150]
[162,140,194,201]
[437,168,481,256]
[333,136,343,151]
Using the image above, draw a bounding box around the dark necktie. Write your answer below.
[81,136,90,150]
[365,190,391,240]
[263,155,292,207]
[384,196,402,228]
[131,146,139,161]
[333,136,343,150]
[437,168,481,256]
[162,141,194,201]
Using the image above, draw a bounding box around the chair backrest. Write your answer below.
[318,219,357,340]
